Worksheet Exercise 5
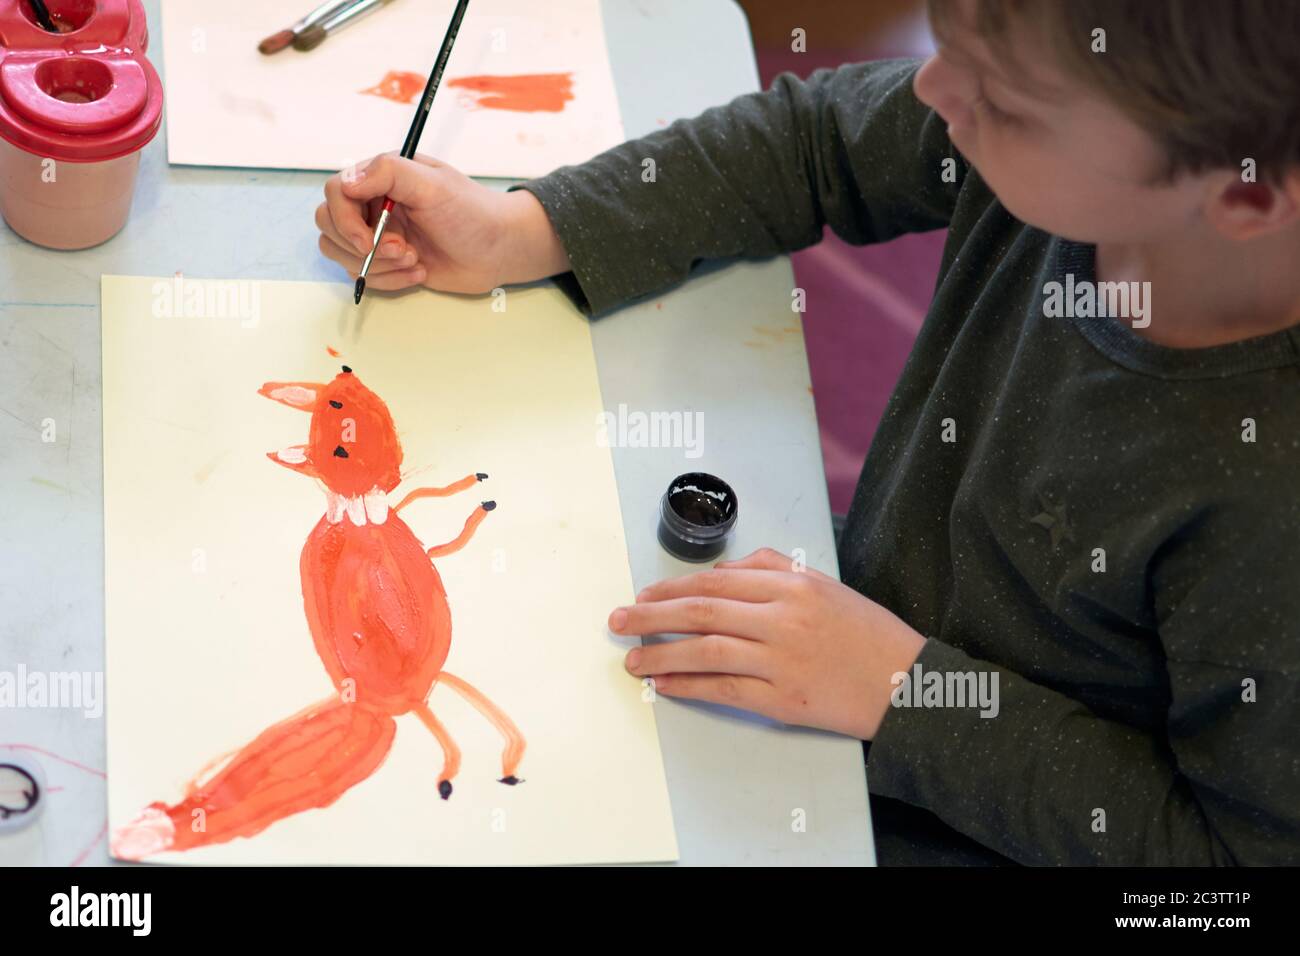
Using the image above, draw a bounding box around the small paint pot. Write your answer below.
[657,472,738,562]
[0,0,163,249]
[0,751,46,834]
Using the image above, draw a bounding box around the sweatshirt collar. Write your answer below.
[1053,239,1300,380]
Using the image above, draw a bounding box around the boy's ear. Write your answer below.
[1206,170,1300,241]
[258,382,324,411]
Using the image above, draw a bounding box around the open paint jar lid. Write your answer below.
[0,751,46,833]
[657,472,739,562]
[0,0,163,162]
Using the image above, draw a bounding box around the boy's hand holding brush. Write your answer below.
[316,153,570,295]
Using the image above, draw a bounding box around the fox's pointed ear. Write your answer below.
[267,445,317,477]
[258,382,324,411]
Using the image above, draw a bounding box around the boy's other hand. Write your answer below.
[609,548,927,740]
[315,152,571,295]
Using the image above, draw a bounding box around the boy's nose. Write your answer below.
[913,54,975,129]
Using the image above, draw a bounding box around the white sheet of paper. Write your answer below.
[102,275,677,865]
[161,0,626,177]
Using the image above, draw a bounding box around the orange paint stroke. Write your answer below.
[447,73,575,113]
[359,70,426,104]
[112,366,527,860]
[326,346,341,357]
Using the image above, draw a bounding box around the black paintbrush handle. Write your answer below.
[29,0,58,32]
[400,0,471,158]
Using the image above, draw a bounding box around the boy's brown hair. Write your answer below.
[928,0,1300,184]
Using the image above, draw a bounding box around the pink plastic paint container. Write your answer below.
[0,0,162,249]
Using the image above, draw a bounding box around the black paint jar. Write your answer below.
[657,472,738,562]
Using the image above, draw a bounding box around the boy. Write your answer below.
[314,0,1300,864]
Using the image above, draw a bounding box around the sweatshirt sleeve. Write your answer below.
[516,58,965,315]
[867,502,1300,866]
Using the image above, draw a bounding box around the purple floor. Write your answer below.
[755,41,944,515]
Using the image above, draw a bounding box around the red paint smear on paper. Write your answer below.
[326,346,341,357]
[360,70,426,104]
[447,73,574,113]
[111,370,526,860]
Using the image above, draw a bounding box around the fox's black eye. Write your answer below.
[334,446,349,458]
[329,400,343,409]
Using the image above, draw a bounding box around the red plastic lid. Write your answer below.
[0,0,163,163]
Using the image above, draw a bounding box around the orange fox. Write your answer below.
[113,367,525,859]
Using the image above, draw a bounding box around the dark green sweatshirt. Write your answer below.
[520,60,1300,865]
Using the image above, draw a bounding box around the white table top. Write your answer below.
[0,0,874,866]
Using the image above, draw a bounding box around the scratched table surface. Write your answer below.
[0,0,874,866]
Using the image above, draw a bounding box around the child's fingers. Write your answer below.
[625,634,770,679]
[323,175,376,255]
[314,203,409,260]
[608,596,769,640]
[360,265,428,292]
[375,235,409,259]
[316,233,358,272]
[339,152,448,210]
[716,547,836,581]
[409,151,448,171]
[649,672,778,712]
[314,202,364,257]
[317,235,420,277]
[338,155,379,183]
[635,568,786,605]
[715,547,796,572]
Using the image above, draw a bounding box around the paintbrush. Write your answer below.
[355,0,470,305]
[293,0,401,53]
[257,0,355,56]
[28,0,58,32]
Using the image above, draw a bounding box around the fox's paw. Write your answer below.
[111,805,175,861]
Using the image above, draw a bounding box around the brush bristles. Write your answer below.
[257,29,294,55]
[353,277,366,304]
[292,23,328,52]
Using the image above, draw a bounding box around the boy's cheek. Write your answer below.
[945,120,977,159]
[967,143,1101,238]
